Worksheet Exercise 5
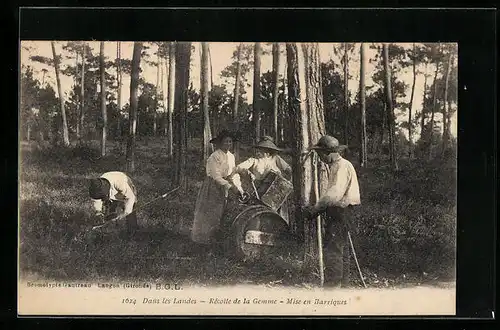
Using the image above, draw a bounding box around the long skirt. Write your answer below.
[190,177,227,244]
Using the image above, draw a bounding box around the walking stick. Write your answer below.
[348,231,367,288]
[312,153,325,287]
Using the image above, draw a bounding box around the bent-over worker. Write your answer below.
[88,171,138,233]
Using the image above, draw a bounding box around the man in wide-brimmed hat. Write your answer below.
[89,171,138,233]
[303,135,360,287]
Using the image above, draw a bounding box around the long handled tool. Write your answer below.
[91,186,181,231]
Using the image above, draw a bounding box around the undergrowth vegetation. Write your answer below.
[19,138,456,287]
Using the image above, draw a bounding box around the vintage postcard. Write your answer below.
[18,40,457,316]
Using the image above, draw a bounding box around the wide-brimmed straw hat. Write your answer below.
[88,178,110,200]
[209,129,241,144]
[251,136,284,152]
[310,135,348,152]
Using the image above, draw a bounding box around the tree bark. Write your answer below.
[359,43,368,167]
[80,43,86,142]
[382,43,399,170]
[408,43,417,158]
[272,43,280,142]
[343,43,349,145]
[441,52,453,155]
[100,41,107,156]
[126,42,143,173]
[287,43,327,279]
[166,42,176,157]
[233,43,242,162]
[50,41,69,146]
[75,49,80,139]
[201,42,212,162]
[253,42,262,142]
[174,42,191,191]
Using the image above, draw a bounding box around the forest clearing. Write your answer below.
[19,41,457,289]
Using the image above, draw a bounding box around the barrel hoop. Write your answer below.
[230,205,273,228]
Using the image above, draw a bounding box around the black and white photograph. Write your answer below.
[18,38,459,315]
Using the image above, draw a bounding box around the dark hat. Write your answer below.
[88,178,110,200]
[252,136,283,152]
[209,129,241,144]
[310,135,348,152]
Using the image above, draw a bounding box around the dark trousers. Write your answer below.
[104,200,138,234]
[323,206,352,286]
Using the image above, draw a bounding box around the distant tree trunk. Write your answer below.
[75,50,80,139]
[428,58,440,159]
[80,43,86,142]
[208,45,214,90]
[378,101,387,155]
[233,43,242,162]
[408,43,417,159]
[201,42,212,162]
[359,43,368,167]
[99,41,107,156]
[174,42,191,191]
[153,48,160,137]
[117,41,122,142]
[382,43,399,170]
[420,62,428,141]
[253,42,262,142]
[166,42,176,157]
[50,41,69,146]
[126,42,143,173]
[441,53,453,155]
[343,43,349,145]
[160,54,165,136]
[286,43,327,279]
[272,43,280,142]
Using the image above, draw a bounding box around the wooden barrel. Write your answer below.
[221,201,293,263]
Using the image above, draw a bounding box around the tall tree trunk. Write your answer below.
[343,43,349,145]
[100,41,107,156]
[166,42,176,157]
[75,50,80,139]
[174,42,191,191]
[408,43,417,159]
[286,43,327,279]
[420,62,428,141]
[359,43,368,167]
[441,53,453,155]
[50,41,69,146]
[208,44,214,90]
[253,42,262,142]
[80,43,86,142]
[153,47,160,137]
[428,58,440,159]
[233,43,242,162]
[160,53,165,136]
[382,43,399,170]
[117,41,122,141]
[201,42,212,162]
[272,43,280,142]
[126,42,143,173]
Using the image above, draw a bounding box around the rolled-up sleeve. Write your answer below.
[114,180,136,215]
[207,153,231,188]
[316,163,352,209]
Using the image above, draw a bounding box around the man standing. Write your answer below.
[88,171,138,233]
[303,135,361,287]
